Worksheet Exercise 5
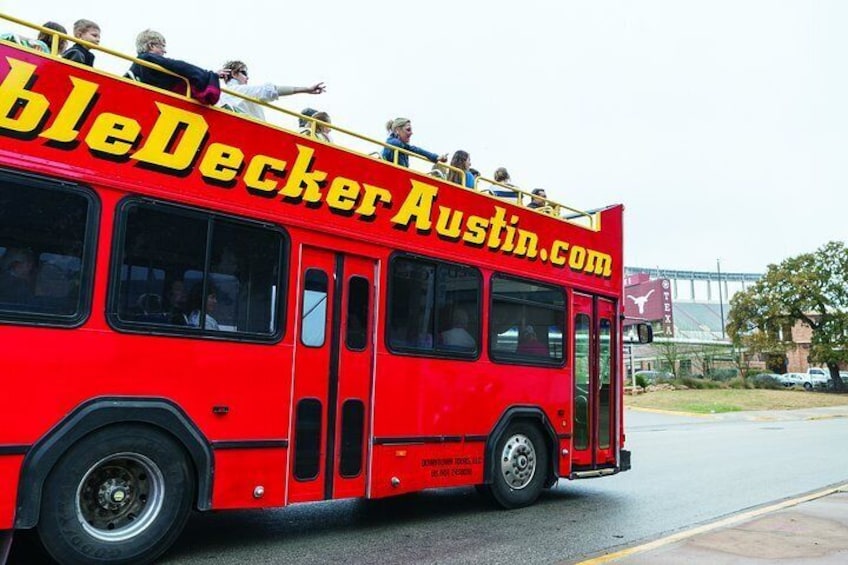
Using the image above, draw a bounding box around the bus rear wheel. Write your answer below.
[37,424,194,565]
[487,422,548,509]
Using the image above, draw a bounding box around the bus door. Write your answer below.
[571,294,618,471]
[288,245,376,503]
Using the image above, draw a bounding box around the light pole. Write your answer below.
[717,258,725,339]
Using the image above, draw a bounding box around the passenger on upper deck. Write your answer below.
[218,60,326,120]
[298,108,318,128]
[0,31,49,53]
[491,167,519,201]
[300,111,332,143]
[37,22,67,54]
[61,19,100,66]
[381,118,447,168]
[126,29,225,105]
[446,150,475,189]
[527,188,547,209]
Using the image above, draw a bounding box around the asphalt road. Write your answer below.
[9,406,848,564]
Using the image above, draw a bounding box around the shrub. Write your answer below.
[727,377,751,389]
[708,368,740,381]
[635,374,650,388]
[680,376,723,389]
[749,374,784,390]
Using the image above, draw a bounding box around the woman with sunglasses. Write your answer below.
[218,60,326,121]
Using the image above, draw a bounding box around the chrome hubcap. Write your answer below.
[499,433,537,490]
[76,452,165,541]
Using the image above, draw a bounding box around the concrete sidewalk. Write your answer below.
[578,484,848,564]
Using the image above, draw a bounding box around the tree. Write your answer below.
[727,241,848,391]
[653,340,681,377]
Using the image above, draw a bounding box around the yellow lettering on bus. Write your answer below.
[326,176,360,211]
[462,215,489,245]
[279,144,327,203]
[0,59,49,133]
[132,102,208,171]
[356,183,392,217]
[569,245,587,271]
[85,113,141,156]
[550,240,569,266]
[199,142,244,183]
[486,207,509,249]
[435,206,463,240]
[498,214,520,253]
[513,229,539,258]
[41,77,98,143]
[244,154,287,192]
[585,249,613,277]
[391,180,438,231]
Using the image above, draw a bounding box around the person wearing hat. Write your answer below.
[218,60,326,121]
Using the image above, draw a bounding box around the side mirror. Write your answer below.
[636,323,653,344]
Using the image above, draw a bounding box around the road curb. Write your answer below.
[572,482,848,565]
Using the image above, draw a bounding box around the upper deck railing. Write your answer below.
[0,12,602,232]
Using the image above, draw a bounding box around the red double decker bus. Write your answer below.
[0,14,649,565]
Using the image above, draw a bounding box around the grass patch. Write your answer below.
[627,388,848,413]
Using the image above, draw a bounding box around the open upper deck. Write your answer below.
[0,13,623,293]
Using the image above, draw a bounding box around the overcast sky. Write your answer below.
[7,1,847,274]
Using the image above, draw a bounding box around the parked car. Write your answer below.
[781,372,819,390]
[807,368,831,389]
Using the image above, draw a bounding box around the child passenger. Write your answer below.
[62,19,100,66]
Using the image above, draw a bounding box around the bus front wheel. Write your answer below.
[487,422,548,509]
[37,424,195,565]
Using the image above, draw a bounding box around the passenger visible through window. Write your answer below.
[0,175,93,323]
[490,275,565,364]
[112,201,284,337]
[388,257,480,356]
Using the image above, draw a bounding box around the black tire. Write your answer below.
[487,422,548,509]
[37,424,195,565]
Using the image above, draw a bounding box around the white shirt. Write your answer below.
[188,310,219,330]
[441,327,476,348]
[218,79,297,121]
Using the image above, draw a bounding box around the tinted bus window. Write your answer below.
[388,257,480,356]
[111,200,284,338]
[490,275,565,365]
[301,269,328,347]
[346,276,369,351]
[0,173,95,325]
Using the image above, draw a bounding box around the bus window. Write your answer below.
[346,276,369,350]
[388,256,480,357]
[301,269,328,347]
[0,174,94,324]
[490,275,565,365]
[111,200,284,338]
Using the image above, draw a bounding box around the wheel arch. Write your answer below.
[482,405,558,486]
[15,396,213,529]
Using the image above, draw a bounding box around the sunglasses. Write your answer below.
[237,69,248,78]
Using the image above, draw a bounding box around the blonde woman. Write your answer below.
[381,117,447,168]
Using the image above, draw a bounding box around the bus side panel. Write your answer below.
[369,443,485,498]
[211,449,287,509]
[0,456,23,529]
